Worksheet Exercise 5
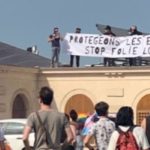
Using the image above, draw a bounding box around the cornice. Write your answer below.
[1,65,150,78]
[0,65,39,74]
[39,66,150,78]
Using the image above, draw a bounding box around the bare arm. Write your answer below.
[83,134,94,150]
[65,126,73,144]
[59,34,64,41]
[70,124,76,143]
[48,35,54,43]
[48,32,63,43]
[141,118,146,130]
[55,32,63,41]
[23,125,32,149]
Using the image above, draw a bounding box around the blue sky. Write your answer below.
[0,0,150,66]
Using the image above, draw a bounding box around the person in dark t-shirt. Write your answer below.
[103,25,116,67]
[48,27,63,67]
[128,25,143,66]
[70,27,81,67]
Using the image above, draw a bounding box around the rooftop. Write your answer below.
[0,41,50,68]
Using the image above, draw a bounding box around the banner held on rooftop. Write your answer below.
[64,33,150,58]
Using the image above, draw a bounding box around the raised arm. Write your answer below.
[141,117,146,130]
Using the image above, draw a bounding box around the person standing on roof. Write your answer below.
[128,25,143,66]
[103,25,116,67]
[70,27,81,67]
[48,27,63,68]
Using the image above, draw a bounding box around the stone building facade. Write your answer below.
[1,65,150,124]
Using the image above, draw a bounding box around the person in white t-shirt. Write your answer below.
[108,106,150,150]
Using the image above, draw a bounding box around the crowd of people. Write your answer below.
[20,86,150,150]
[0,86,149,149]
[48,25,144,68]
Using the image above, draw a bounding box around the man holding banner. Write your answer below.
[103,25,116,66]
[64,32,150,64]
[128,25,143,66]
[70,28,81,67]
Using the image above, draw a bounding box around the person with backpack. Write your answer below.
[23,86,73,150]
[108,106,150,150]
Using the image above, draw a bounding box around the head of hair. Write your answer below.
[116,106,134,127]
[53,27,59,33]
[64,113,70,121]
[39,86,53,105]
[69,109,78,121]
[92,114,99,122]
[54,27,59,30]
[95,101,109,116]
[76,27,81,33]
[129,25,137,33]
[76,27,81,30]
[131,25,137,30]
[105,25,111,31]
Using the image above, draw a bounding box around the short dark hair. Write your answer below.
[76,27,81,30]
[54,27,59,30]
[53,27,59,33]
[69,109,78,121]
[76,27,81,33]
[116,106,134,127]
[105,25,111,31]
[65,113,70,121]
[39,86,53,105]
[95,101,109,116]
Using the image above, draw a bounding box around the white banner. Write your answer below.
[63,33,150,58]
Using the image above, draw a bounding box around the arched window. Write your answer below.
[65,94,94,116]
[12,94,27,118]
[137,94,150,124]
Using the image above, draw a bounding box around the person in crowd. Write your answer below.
[108,106,149,150]
[81,112,99,150]
[128,25,143,66]
[103,25,116,67]
[48,27,63,67]
[141,115,150,145]
[69,109,78,146]
[0,127,5,150]
[0,126,12,150]
[83,101,115,150]
[61,113,70,144]
[69,109,83,150]
[70,28,81,67]
[23,86,73,150]
[81,113,99,136]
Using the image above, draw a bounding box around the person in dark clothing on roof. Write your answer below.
[48,27,63,68]
[128,25,143,66]
[70,28,81,67]
[128,25,142,35]
[103,25,116,67]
